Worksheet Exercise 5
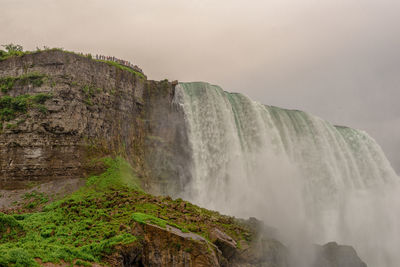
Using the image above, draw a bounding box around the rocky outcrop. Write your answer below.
[0,51,141,188]
[128,223,221,267]
[111,222,289,267]
[313,242,367,267]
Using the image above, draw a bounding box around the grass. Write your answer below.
[0,72,46,93]
[0,93,52,121]
[96,60,145,79]
[22,191,49,210]
[132,212,187,232]
[0,157,140,266]
[81,84,97,106]
[0,46,64,62]
[0,157,252,266]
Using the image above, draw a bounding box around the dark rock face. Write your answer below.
[0,51,141,188]
[112,222,289,267]
[0,50,190,193]
[313,242,367,267]
[141,80,192,196]
[125,223,222,267]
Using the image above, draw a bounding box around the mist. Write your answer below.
[174,82,399,266]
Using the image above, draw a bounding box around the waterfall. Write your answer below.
[173,82,399,266]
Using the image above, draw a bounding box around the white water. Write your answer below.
[173,82,399,266]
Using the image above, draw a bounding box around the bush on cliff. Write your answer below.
[0,93,52,121]
[0,72,46,93]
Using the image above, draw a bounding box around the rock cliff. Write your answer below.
[0,50,188,195]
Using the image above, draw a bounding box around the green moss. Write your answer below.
[0,93,52,121]
[35,104,48,114]
[22,191,49,209]
[31,93,52,104]
[97,59,145,79]
[85,157,142,191]
[132,212,169,228]
[0,45,66,62]
[0,44,26,61]
[0,248,39,267]
[0,77,15,93]
[0,72,46,93]
[0,213,22,234]
[75,259,92,267]
[0,157,139,266]
[6,123,17,129]
[81,84,97,106]
[0,157,252,266]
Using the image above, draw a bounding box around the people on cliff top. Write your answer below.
[93,54,139,72]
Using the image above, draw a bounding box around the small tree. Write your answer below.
[2,44,23,53]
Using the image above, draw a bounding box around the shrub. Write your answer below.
[5,248,38,267]
[0,93,52,121]
[0,72,46,93]
[0,212,22,233]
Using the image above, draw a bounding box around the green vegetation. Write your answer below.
[0,72,46,93]
[22,191,49,210]
[6,123,16,129]
[0,44,24,61]
[80,84,102,106]
[0,157,252,266]
[0,157,139,266]
[0,44,64,62]
[81,84,96,106]
[97,59,145,79]
[0,213,22,234]
[0,93,52,121]
[132,212,187,232]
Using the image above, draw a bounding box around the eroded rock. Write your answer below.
[313,242,367,267]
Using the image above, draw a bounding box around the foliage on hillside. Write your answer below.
[0,157,252,266]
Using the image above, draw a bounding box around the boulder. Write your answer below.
[209,228,237,259]
[313,242,367,267]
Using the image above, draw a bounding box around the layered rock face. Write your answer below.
[0,50,188,192]
[115,222,289,267]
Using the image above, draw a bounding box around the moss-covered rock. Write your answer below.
[0,157,278,266]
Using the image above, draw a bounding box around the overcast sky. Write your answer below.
[1,0,399,172]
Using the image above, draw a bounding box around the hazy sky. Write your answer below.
[1,0,399,172]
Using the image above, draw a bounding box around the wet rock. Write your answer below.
[130,223,221,267]
[209,228,237,260]
[313,242,367,267]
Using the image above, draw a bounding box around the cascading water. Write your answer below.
[173,81,399,266]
